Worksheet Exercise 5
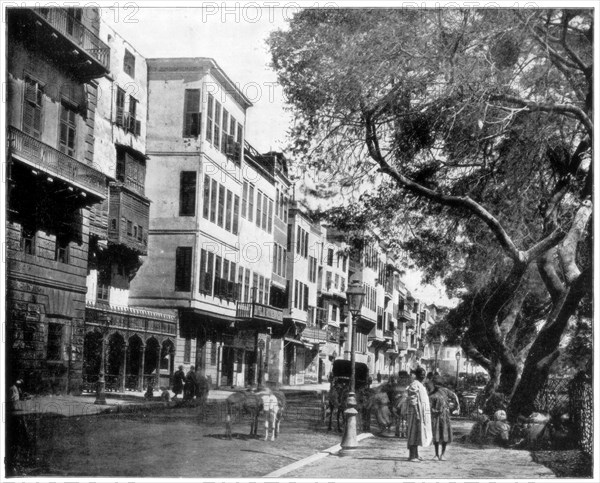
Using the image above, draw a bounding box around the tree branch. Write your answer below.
[364,115,524,263]
[536,248,565,303]
[558,199,593,284]
[490,94,593,136]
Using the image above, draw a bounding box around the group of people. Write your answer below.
[405,366,460,462]
[172,365,210,403]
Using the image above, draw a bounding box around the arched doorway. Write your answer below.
[83,331,103,391]
[159,339,175,389]
[144,337,160,391]
[106,332,125,391]
[126,335,143,391]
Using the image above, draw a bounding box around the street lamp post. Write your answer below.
[433,336,442,374]
[341,280,365,451]
[95,312,111,405]
[455,350,461,389]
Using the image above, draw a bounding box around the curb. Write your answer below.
[263,432,374,478]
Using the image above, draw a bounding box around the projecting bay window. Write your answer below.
[175,247,193,292]
[179,171,197,216]
[59,102,77,157]
[183,89,201,137]
[23,76,43,139]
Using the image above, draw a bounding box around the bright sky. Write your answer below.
[103,5,293,153]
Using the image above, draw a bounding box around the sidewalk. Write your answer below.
[266,420,557,479]
[6,381,343,418]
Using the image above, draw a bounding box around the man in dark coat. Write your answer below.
[173,365,185,400]
[184,365,198,401]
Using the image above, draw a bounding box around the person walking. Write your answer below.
[429,374,460,460]
[406,366,432,462]
[173,365,185,400]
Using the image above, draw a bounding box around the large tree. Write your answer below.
[268,8,593,418]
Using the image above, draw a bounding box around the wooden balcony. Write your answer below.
[236,301,283,325]
[86,301,177,337]
[9,8,110,79]
[302,326,328,343]
[8,126,107,201]
[107,185,150,255]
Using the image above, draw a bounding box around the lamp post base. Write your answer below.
[95,374,107,405]
[341,392,359,450]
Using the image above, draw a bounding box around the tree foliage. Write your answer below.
[268,8,593,417]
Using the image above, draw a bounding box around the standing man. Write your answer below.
[185,365,198,401]
[173,365,185,400]
[195,366,210,406]
[406,366,432,462]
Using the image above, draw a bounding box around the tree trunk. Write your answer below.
[507,268,590,419]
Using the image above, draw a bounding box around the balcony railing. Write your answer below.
[9,126,107,200]
[398,340,408,351]
[384,329,394,340]
[32,7,110,72]
[302,326,327,343]
[236,301,283,324]
[85,301,177,336]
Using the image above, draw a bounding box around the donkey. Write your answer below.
[225,389,286,441]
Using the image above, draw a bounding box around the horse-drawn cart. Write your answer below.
[325,360,371,431]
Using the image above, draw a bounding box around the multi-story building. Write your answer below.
[128,57,251,387]
[82,23,177,394]
[279,201,324,385]
[234,144,285,387]
[6,6,111,393]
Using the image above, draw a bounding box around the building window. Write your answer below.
[232,194,240,235]
[267,199,273,233]
[55,234,69,264]
[59,102,77,157]
[115,87,126,125]
[116,148,146,194]
[210,341,217,366]
[225,190,233,232]
[175,247,193,291]
[327,248,334,266]
[21,225,36,255]
[244,269,251,302]
[256,191,263,228]
[183,89,201,137]
[179,171,197,216]
[126,220,133,236]
[47,323,62,361]
[110,218,117,230]
[242,181,248,218]
[210,179,217,223]
[308,256,317,283]
[217,185,226,228]
[124,49,135,78]
[206,94,214,143]
[213,100,221,150]
[221,108,229,154]
[202,175,211,219]
[183,337,191,364]
[22,76,43,138]
[248,184,254,223]
[137,225,143,241]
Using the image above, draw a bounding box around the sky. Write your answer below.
[103,5,293,153]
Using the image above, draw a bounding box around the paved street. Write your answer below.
[6,390,564,479]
